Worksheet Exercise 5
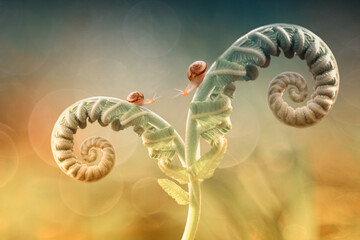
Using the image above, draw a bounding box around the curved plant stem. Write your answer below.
[181,78,215,240]
[182,113,201,240]
[181,181,201,240]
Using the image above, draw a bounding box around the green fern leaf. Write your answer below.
[158,159,189,184]
[207,59,247,87]
[142,127,176,160]
[158,178,189,205]
[200,118,232,143]
[120,106,149,126]
[190,94,231,118]
[190,137,227,180]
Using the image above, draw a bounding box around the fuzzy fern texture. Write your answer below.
[51,24,339,240]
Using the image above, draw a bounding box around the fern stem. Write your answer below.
[181,181,201,240]
[182,77,214,240]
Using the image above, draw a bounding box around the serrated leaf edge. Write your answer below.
[158,159,189,184]
[190,137,227,180]
[158,178,189,205]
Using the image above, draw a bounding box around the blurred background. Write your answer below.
[0,0,359,239]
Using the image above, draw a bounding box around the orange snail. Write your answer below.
[177,60,207,97]
[127,91,155,106]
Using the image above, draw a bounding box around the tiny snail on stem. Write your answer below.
[127,91,156,106]
[50,24,340,240]
[175,60,207,97]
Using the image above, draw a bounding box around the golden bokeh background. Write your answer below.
[0,0,359,239]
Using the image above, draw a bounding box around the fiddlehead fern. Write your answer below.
[196,24,339,127]
[183,23,339,240]
[51,97,186,182]
[50,24,339,240]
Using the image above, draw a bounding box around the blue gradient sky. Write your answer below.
[0,1,359,239]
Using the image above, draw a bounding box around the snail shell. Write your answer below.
[127,91,144,103]
[127,91,155,106]
[187,60,207,82]
[180,60,207,97]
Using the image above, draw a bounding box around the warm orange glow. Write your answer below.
[0,1,358,239]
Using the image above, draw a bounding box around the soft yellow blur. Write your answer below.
[0,1,359,240]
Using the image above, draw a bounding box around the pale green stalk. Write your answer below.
[181,77,215,240]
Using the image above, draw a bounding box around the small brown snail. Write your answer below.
[176,60,207,97]
[127,91,155,106]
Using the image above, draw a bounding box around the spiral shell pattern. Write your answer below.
[51,97,182,182]
[127,91,144,103]
[204,24,339,127]
[187,60,207,82]
[268,72,315,126]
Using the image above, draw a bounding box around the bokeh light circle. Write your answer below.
[122,1,181,58]
[131,177,167,214]
[59,166,124,216]
[28,89,92,167]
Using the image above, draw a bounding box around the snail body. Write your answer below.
[50,23,340,240]
[182,60,207,96]
[127,91,155,106]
